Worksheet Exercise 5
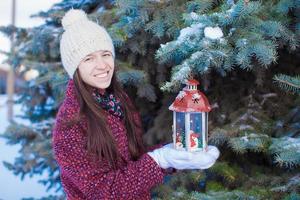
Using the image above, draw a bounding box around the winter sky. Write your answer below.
[0,0,61,68]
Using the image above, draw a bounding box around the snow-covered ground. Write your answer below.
[0,95,61,200]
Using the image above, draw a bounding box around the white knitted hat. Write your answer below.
[60,9,115,78]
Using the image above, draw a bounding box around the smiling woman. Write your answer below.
[53,9,166,200]
[52,9,219,200]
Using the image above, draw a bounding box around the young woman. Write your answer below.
[52,9,220,200]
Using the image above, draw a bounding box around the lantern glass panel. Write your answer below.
[175,112,185,148]
[190,113,202,147]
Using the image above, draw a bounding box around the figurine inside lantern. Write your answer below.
[169,79,211,152]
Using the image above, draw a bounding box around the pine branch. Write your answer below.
[208,161,241,183]
[155,0,299,91]
[228,133,271,154]
[273,74,300,95]
[269,137,300,168]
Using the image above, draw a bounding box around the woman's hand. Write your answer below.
[147,143,220,170]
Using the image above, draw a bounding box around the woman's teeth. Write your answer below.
[95,71,109,78]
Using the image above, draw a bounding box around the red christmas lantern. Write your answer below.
[169,79,211,152]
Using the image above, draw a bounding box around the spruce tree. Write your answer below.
[0,0,299,199]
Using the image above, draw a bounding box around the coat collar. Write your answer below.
[65,79,78,102]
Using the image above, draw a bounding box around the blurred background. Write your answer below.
[0,1,62,200]
[0,0,299,200]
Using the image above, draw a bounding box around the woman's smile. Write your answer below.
[94,70,109,78]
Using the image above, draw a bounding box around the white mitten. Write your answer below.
[147,143,220,170]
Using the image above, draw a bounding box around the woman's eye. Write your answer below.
[104,54,111,57]
[84,57,92,62]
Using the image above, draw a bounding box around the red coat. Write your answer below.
[52,80,166,200]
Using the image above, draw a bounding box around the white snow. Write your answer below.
[177,91,186,100]
[169,105,175,110]
[190,12,200,20]
[282,137,300,152]
[148,0,162,2]
[227,0,235,5]
[160,43,165,48]
[241,38,248,45]
[202,38,211,47]
[173,63,191,82]
[178,23,204,41]
[239,124,254,130]
[229,27,236,35]
[226,7,234,14]
[241,135,249,142]
[0,95,62,200]
[204,26,224,40]
[191,51,202,60]
[96,6,105,13]
[219,38,227,44]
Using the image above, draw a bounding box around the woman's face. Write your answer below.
[77,50,114,89]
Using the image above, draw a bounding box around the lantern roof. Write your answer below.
[186,79,199,85]
[169,79,211,112]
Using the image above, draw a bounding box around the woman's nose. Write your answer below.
[95,56,107,70]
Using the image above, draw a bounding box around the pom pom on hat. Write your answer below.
[59,9,115,78]
[61,9,89,30]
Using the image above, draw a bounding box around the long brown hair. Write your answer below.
[71,69,146,170]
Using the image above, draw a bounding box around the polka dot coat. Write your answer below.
[52,80,166,200]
